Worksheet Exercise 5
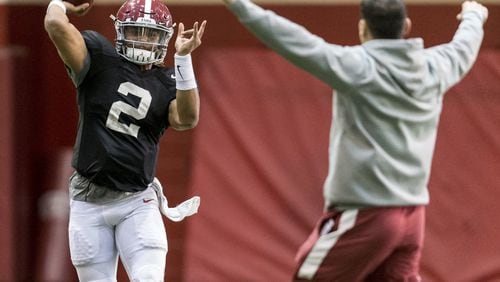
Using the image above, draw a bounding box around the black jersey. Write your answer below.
[71,30,176,192]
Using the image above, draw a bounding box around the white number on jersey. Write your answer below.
[105,82,152,138]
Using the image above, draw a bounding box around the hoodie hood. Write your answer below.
[362,38,427,96]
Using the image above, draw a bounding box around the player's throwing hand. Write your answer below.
[64,1,92,16]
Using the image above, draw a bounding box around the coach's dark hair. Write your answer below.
[361,0,407,39]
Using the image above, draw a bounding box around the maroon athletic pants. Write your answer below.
[293,206,424,281]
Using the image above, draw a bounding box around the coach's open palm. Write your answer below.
[175,21,207,56]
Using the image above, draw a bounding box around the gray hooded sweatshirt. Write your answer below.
[228,0,486,209]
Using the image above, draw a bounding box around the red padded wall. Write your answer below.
[34,149,77,281]
[0,6,7,46]
[423,50,500,281]
[0,48,15,282]
[184,48,330,281]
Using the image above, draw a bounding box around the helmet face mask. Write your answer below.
[113,0,174,65]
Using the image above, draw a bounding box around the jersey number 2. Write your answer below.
[105,82,152,138]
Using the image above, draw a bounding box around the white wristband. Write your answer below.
[174,54,197,90]
[48,0,66,14]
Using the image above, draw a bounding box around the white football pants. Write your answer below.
[68,187,167,282]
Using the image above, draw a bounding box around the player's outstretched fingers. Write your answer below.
[197,20,207,39]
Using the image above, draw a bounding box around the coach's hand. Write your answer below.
[457,1,488,23]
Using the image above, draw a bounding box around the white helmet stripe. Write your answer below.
[144,0,152,19]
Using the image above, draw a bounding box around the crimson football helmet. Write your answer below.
[111,0,174,65]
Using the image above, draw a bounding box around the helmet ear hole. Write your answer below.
[113,0,174,65]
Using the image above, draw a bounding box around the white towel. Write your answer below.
[151,177,200,222]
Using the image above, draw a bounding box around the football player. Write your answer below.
[44,0,206,280]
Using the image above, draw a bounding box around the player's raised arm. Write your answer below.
[44,0,92,74]
[169,20,207,131]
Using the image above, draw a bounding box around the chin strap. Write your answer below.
[150,177,201,222]
[126,47,156,65]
